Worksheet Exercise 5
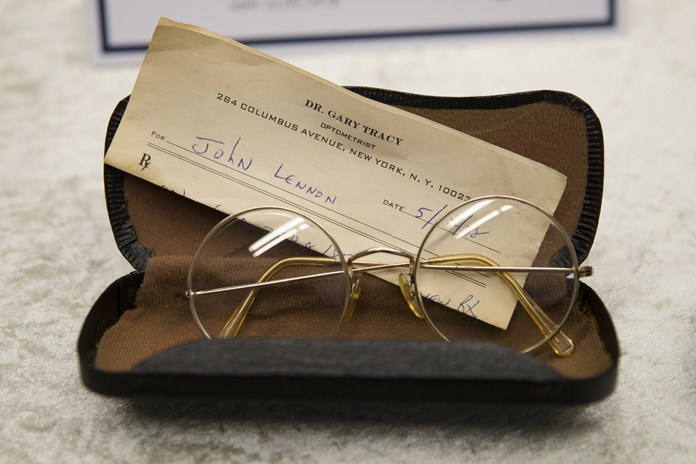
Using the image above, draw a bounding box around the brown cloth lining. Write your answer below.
[95,99,611,377]
[96,256,611,378]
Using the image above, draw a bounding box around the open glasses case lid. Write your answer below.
[79,88,618,403]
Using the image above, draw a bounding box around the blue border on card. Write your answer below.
[97,0,615,55]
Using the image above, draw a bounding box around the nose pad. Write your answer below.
[398,273,425,319]
[343,278,362,322]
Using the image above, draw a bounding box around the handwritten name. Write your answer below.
[192,136,253,171]
[273,163,337,205]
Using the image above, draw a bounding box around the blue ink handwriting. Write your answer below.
[273,163,337,205]
[192,136,253,171]
[457,294,480,318]
[415,204,448,229]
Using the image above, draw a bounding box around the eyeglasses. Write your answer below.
[185,196,593,357]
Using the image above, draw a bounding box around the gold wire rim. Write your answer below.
[186,196,588,356]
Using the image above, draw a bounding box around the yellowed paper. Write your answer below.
[105,18,567,329]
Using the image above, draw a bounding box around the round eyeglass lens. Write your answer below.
[187,207,351,340]
[414,196,579,354]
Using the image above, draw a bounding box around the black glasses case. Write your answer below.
[79,88,618,403]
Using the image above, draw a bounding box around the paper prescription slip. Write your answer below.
[105,18,567,329]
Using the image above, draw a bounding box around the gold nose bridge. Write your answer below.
[345,247,420,321]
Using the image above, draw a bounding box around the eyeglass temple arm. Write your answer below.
[211,254,576,356]
[217,256,337,338]
[215,256,417,339]
[425,254,575,357]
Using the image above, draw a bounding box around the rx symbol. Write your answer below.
[139,153,152,170]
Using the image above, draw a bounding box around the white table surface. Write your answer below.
[1,1,695,462]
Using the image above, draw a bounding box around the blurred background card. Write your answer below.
[89,0,615,64]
